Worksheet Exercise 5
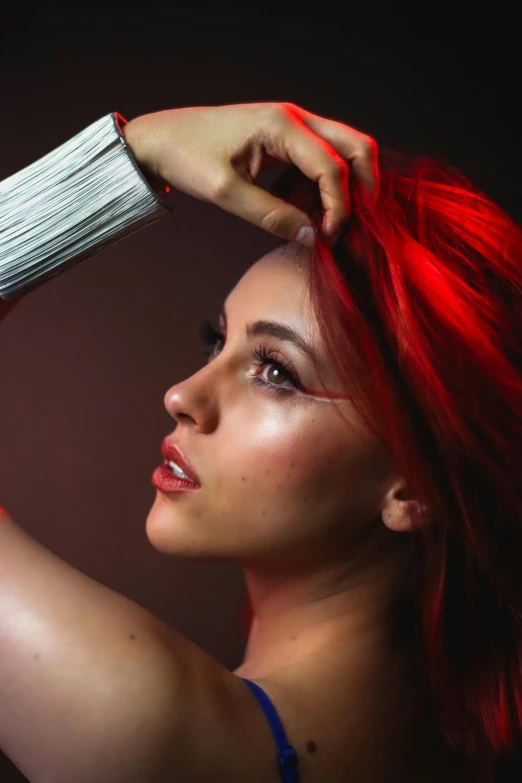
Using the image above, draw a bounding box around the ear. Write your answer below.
[380,480,432,533]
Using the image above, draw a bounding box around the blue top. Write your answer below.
[240,677,301,783]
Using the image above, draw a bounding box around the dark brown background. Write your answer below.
[0,3,520,780]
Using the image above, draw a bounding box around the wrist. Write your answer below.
[121,116,170,199]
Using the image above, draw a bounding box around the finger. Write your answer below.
[282,119,351,237]
[297,109,379,197]
[276,113,350,236]
[213,172,316,246]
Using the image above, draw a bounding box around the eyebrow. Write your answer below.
[219,304,317,366]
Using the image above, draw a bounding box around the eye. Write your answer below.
[249,344,300,392]
[198,318,301,395]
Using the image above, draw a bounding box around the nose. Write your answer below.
[163,363,220,433]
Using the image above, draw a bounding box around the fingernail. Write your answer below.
[296,226,314,247]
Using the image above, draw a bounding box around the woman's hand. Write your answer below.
[123,102,378,246]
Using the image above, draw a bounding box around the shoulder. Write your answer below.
[157,647,293,782]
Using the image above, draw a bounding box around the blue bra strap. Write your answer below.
[240,677,301,783]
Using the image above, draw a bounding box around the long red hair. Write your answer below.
[240,150,522,778]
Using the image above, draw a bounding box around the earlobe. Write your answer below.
[381,483,432,533]
[382,500,431,533]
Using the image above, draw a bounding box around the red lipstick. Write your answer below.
[151,439,202,493]
[151,465,201,493]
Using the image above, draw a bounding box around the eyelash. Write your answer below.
[198,318,300,395]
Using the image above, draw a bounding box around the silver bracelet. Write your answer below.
[0,112,171,301]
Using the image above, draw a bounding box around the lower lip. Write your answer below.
[151,464,201,493]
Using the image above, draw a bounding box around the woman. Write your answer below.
[0,102,520,782]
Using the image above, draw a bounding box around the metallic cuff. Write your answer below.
[0,112,171,301]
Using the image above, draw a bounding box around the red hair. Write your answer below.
[240,150,522,778]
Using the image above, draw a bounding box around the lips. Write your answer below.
[161,439,201,486]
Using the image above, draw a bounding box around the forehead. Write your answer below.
[225,243,314,327]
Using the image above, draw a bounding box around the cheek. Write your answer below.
[222,406,345,509]
[232,408,383,532]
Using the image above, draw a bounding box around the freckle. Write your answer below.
[129,635,136,641]
[241,476,246,481]
[291,461,295,467]
[306,740,318,753]
[265,470,270,474]
[34,653,40,659]
[278,485,282,489]
[262,510,266,515]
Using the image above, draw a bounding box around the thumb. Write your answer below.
[213,174,315,247]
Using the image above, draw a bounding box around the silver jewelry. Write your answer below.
[0,112,171,301]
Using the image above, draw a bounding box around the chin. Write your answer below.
[144,501,230,563]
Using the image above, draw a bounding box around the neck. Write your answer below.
[235,529,415,678]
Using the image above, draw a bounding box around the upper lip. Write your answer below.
[161,438,201,486]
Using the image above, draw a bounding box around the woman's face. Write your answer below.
[146,243,395,569]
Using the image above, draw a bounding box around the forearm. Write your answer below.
[0,112,171,304]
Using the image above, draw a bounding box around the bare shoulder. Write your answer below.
[220,657,479,783]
